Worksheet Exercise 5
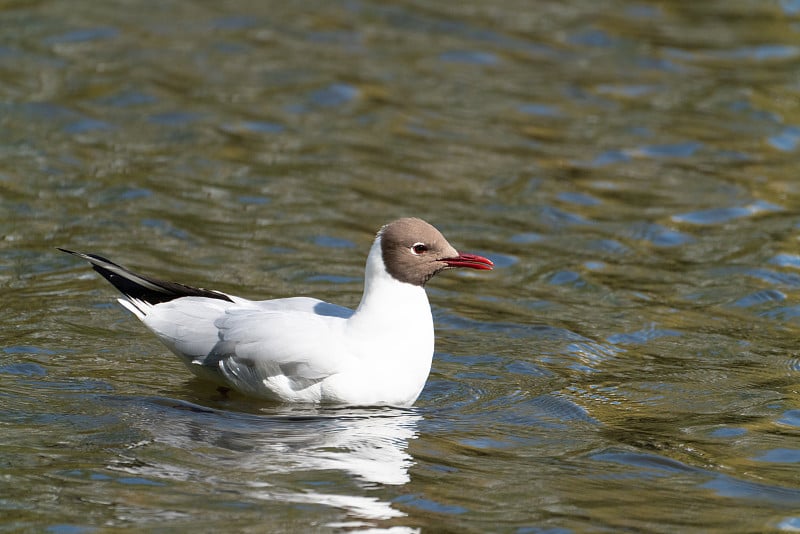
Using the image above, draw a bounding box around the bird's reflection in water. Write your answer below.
[112,396,421,523]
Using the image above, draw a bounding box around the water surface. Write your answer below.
[3,0,800,531]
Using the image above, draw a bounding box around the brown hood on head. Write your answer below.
[379,218,493,286]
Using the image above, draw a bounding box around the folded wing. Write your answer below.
[210,307,356,399]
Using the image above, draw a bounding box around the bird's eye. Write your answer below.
[411,243,428,255]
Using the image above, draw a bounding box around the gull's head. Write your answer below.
[377,217,493,287]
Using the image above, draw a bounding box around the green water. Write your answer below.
[3,0,800,531]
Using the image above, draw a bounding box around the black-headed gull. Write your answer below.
[60,217,493,406]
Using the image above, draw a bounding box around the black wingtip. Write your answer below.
[61,247,234,305]
[59,248,117,264]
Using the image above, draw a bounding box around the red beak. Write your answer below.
[443,252,494,270]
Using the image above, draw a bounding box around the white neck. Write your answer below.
[348,237,433,346]
[339,236,435,404]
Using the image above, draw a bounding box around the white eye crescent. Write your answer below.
[411,242,428,255]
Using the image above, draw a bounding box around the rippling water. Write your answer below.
[3,0,800,531]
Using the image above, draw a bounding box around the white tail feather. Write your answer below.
[117,298,149,320]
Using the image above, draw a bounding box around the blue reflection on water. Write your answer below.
[607,324,682,345]
[44,27,118,44]
[753,449,800,463]
[95,91,157,108]
[0,362,47,376]
[548,270,582,286]
[769,126,800,151]
[309,83,359,108]
[770,254,800,269]
[702,475,800,504]
[673,200,782,225]
[237,195,270,205]
[312,235,356,248]
[782,0,800,14]
[733,290,785,308]
[439,50,498,65]
[779,410,800,427]
[3,345,55,355]
[394,494,467,515]
[589,150,630,166]
[557,192,600,206]
[45,524,95,534]
[710,427,747,438]
[148,111,201,126]
[638,141,702,158]
[509,232,545,244]
[568,28,616,47]
[64,119,113,134]
[518,103,560,117]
